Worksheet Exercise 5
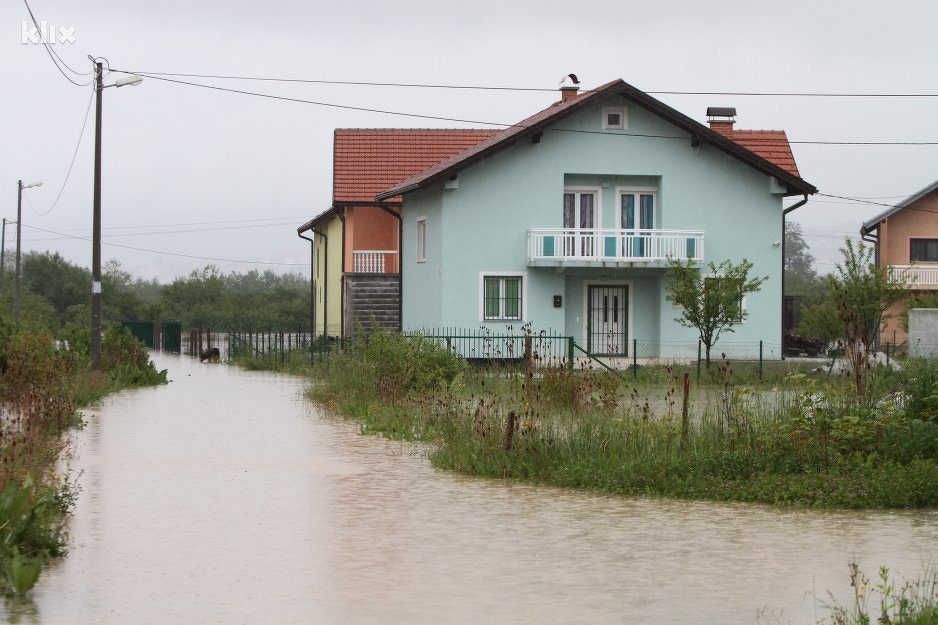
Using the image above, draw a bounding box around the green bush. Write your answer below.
[0,479,69,595]
[100,327,167,386]
[346,330,466,398]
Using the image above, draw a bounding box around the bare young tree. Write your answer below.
[666,258,767,368]
[829,239,908,394]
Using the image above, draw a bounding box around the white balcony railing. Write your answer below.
[890,264,938,289]
[527,228,705,264]
[352,250,399,273]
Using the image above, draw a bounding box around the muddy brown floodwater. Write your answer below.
[4,352,936,624]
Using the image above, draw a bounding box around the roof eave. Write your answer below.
[376,78,817,200]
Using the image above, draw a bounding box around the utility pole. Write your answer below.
[14,181,41,324]
[91,61,103,370]
[1,218,6,292]
[15,182,23,324]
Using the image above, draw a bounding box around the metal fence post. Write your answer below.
[632,338,638,380]
[567,336,574,371]
[697,340,702,383]
[759,340,762,380]
[886,341,891,367]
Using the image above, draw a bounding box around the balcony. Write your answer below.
[890,264,938,289]
[527,228,704,267]
[352,250,399,273]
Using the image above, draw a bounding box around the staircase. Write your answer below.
[343,273,401,337]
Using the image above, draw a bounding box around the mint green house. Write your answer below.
[376,79,816,359]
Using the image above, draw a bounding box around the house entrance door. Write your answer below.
[587,285,628,356]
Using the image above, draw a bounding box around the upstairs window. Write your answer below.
[416,217,427,262]
[910,238,938,262]
[602,106,628,130]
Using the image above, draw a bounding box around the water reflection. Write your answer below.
[10,353,937,624]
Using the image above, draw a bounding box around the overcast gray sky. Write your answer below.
[3,0,937,282]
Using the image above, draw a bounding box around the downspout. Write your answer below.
[376,203,404,331]
[338,212,346,340]
[781,194,810,358]
[297,228,316,341]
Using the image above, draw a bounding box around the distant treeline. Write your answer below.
[0,252,309,332]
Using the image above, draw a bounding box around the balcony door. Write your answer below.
[587,285,628,356]
[563,189,597,257]
[619,190,656,257]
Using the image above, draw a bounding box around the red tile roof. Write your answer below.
[715,128,800,177]
[377,79,815,200]
[333,129,498,204]
[378,81,622,200]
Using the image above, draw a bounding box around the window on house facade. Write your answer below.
[910,238,938,262]
[704,276,744,323]
[416,217,427,262]
[602,106,627,130]
[483,275,523,321]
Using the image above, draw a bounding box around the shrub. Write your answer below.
[347,330,466,398]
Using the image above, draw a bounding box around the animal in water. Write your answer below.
[200,347,220,363]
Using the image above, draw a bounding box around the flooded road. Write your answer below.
[8,352,937,624]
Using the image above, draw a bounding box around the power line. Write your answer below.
[108,70,938,146]
[21,223,306,266]
[21,0,92,86]
[115,70,938,98]
[22,220,307,241]
[28,215,309,234]
[28,87,95,217]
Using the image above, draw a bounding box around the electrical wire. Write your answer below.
[21,224,307,266]
[108,70,938,146]
[49,215,311,233]
[22,220,308,242]
[115,70,938,98]
[22,0,92,86]
[29,87,95,217]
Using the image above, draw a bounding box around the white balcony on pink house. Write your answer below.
[527,228,705,267]
[890,264,938,290]
[352,250,399,273]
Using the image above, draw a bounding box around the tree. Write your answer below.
[666,258,767,368]
[784,222,815,274]
[797,300,843,346]
[829,239,907,394]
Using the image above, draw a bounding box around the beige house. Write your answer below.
[861,180,938,345]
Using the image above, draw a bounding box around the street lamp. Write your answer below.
[15,180,43,324]
[91,60,142,370]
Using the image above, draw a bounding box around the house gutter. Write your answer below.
[339,212,346,340]
[781,193,810,359]
[297,220,327,341]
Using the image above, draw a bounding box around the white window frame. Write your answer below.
[615,187,658,230]
[563,186,603,228]
[602,106,628,130]
[415,217,427,263]
[479,272,527,322]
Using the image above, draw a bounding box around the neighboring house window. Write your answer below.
[482,275,524,321]
[602,106,627,130]
[704,276,744,323]
[416,217,427,262]
[910,238,938,262]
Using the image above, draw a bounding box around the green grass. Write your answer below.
[303,330,938,509]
